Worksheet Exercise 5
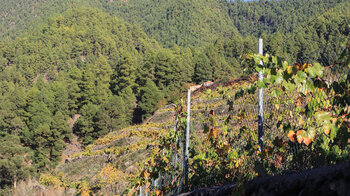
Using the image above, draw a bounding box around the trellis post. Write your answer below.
[258,38,264,152]
[184,89,191,191]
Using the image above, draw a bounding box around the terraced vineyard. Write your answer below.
[36,77,258,195]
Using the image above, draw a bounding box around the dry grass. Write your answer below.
[13,179,76,196]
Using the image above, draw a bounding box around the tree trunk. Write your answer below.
[13,176,17,189]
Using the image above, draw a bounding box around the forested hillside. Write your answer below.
[0,0,349,195]
[0,0,103,38]
[102,0,240,47]
[228,0,346,36]
[1,0,348,47]
[0,7,250,193]
[0,8,167,192]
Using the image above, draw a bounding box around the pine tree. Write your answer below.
[93,55,113,105]
[74,103,100,145]
[193,51,212,83]
[51,81,69,116]
[119,87,136,124]
[80,64,96,105]
[49,111,71,164]
[0,134,32,190]
[66,66,82,114]
[113,52,137,92]
[153,49,174,88]
[139,79,164,119]
[96,95,127,134]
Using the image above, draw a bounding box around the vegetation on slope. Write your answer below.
[133,44,350,195]
[37,78,257,195]
[0,0,349,194]
[0,0,103,38]
[227,0,347,37]
[1,0,348,48]
[102,0,240,47]
[0,8,165,193]
[0,7,250,193]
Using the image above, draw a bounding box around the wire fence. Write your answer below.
[137,31,349,195]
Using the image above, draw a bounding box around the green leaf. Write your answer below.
[269,75,276,83]
[253,55,261,64]
[263,78,270,85]
[307,127,316,139]
[330,127,337,140]
[297,71,307,80]
[282,81,296,92]
[307,66,317,78]
[271,89,282,98]
[315,112,331,123]
[275,72,283,84]
[321,135,330,152]
[272,56,282,67]
[305,80,315,91]
[228,149,238,159]
[313,63,323,77]
[330,123,338,140]
[257,80,267,88]
[255,66,263,72]
[263,68,271,76]
[262,55,269,64]
[332,146,341,155]
[293,71,307,84]
[272,56,278,65]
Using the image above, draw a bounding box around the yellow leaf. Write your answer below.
[208,128,219,139]
[288,130,296,142]
[142,170,150,178]
[156,189,163,196]
[298,117,304,126]
[295,96,304,107]
[332,118,337,124]
[222,143,231,154]
[323,125,330,135]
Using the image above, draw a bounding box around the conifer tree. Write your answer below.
[93,55,113,105]
[49,111,71,164]
[0,134,32,190]
[96,95,127,134]
[74,103,100,145]
[80,64,96,105]
[139,79,164,119]
[153,49,174,88]
[113,52,137,92]
[193,51,212,83]
[119,87,137,124]
[51,81,70,116]
[66,66,82,114]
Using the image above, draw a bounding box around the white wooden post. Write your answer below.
[184,89,191,191]
[258,38,264,152]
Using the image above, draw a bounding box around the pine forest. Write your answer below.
[0,0,349,195]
